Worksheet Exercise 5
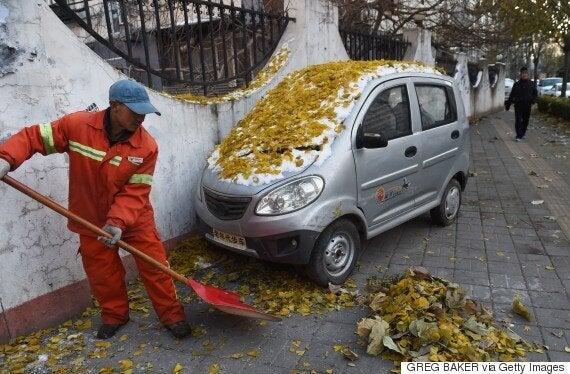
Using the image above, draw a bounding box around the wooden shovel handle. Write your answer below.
[1,175,188,285]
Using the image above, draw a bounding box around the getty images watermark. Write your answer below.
[402,362,569,374]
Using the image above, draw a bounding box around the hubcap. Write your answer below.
[445,186,460,219]
[324,233,354,277]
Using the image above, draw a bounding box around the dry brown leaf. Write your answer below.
[512,299,532,321]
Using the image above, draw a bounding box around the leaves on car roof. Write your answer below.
[206,59,439,185]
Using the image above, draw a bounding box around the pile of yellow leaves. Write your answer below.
[168,236,359,316]
[176,46,291,104]
[357,267,531,364]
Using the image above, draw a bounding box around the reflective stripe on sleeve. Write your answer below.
[39,123,57,155]
[128,174,153,185]
[109,156,122,166]
[69,140,106,162]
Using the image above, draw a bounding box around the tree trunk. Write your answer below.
[562,35,570,98]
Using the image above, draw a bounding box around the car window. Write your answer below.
[415,84,457,130]
[361,85,411,141]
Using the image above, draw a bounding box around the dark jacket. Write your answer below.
[507,78,537,107]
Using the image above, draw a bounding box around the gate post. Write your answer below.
[402,28,435,66]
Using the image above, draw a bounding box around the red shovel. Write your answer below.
[2,175,280,322]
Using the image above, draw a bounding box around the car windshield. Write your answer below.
[540,78,562,86]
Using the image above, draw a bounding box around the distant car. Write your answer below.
[538,77,563,95]
[195,61,470,286]
[505,78,514,98]
[544,83,570,97]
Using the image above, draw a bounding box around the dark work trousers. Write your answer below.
[514,104,532,138]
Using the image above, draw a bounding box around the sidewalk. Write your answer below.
[1,110,569,373]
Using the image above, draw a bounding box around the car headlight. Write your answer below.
[255,176,324,216]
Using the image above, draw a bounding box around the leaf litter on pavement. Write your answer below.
[0,235,361,373]
[1,238,544,373]
[168,236,361,316]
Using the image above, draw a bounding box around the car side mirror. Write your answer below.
[362,132,388,148]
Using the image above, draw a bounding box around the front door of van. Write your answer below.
[353,81,422,230]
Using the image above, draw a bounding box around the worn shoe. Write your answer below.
[515,137,521,142]
[96,320,128,339]
[166,321,192,339]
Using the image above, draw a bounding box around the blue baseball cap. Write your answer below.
[109,79,161,116]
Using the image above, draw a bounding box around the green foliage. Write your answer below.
[536,95,570,120]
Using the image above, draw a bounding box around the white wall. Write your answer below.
[401,29,505,118]
[0,0,347,316]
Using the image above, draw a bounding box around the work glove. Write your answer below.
[0,158,10,179]
[98,224,122,248]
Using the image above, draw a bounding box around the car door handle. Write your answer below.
[405,146,417,158]
[451,130,460,139]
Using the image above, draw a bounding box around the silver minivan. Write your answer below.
[195,61,470,286]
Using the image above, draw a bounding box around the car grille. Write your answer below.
[203,188,252,220]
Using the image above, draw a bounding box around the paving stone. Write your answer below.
[489,274,527,290]
[453,270,490,287]
[541,328,569,352]
[491,287,531,305]
[524,277,566,292]
[534,308,570,328]
[487,260,524,275]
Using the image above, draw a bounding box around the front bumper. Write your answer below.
[196,216,320,265]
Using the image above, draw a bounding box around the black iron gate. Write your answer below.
[339,29,409,61]
[51,0,294,95]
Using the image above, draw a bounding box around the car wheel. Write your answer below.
[430,178,461,226]
[306,219,360,286]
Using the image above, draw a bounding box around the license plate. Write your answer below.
[212,228,246,250]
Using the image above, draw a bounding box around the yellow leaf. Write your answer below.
[247,349,260,357]
[341,347,359,361]
[172,363,184,374]
[209,363,220,374]
[120,359,133,370]
[119,334,128,341]
[512,299,532,321]
[229,352,244,359]
[544,265,555,270]
[412,296,430,309]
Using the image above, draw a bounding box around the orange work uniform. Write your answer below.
[0,109,186,325]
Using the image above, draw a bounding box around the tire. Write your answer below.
[306,219,360,286]
[430,178,462,226]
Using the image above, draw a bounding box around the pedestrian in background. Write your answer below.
[504,67,538,141]
[0,80,191,340]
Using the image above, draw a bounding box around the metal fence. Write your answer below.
[51,0,294,95]
[339,29,409,61]
[435,57,457,77]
